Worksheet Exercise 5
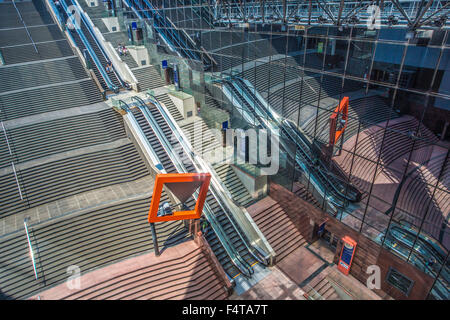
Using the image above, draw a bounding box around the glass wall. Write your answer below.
[117,1,449,298]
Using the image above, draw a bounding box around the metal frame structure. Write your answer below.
[212,0,449,30]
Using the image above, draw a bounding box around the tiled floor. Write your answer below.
[277,246,327,286]
[229,266,307,300]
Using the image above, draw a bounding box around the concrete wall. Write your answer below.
[168,91,196,121]
[102,17,120,33]
[84,0,99,7]
[129,46,150,67]
[231,165,267,199]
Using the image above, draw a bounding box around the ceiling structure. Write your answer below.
[206,0,449,30]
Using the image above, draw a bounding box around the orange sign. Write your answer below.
[337,235,357,275]
[148,173,211,223]
[329,96,349,146]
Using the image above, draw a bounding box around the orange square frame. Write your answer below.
[329,96,349,146]
[148,173,211,223]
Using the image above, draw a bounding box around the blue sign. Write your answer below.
[161,60,168,69]
[222,121,229,129]
[341,243,354,265]
[131,22,137,30]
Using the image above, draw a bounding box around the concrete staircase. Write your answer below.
[0,195,190,299]
[0,80,103,121]
[8,1,54,27]
[0,57,90,93]
[302,272,341,300]
[33,240,229,300]
[247,196,307,262]
[293,182,321,208]
[213,164,253,207]
[1,109,125,167]
[155,93,183,122]
[0,143,149,218]
[132,66,166,91]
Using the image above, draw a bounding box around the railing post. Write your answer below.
[149,222,160,256]
[24,218,39,281]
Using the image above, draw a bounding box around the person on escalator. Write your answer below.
[105,62,112,73]
[117,44,123,56]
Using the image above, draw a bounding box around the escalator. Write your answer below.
[54,0,123,92]
[123,0,215,71]
[119,95,269,281]
[382,221,449,300]
[222,77,361,215]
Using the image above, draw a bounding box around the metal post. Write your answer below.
[150,222,160,256]
[24,218,38,281]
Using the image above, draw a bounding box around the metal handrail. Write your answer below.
[24,218,38,281]
[46,0,79,52]
[131,96,255,277]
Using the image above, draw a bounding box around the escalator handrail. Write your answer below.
[132,96,253,278]
[282,119,361,202]
[70,0,125,87]
[121,0,182,56]
[234,78,360,204]
[143,93,270,267]
[388,223,447,264]
[397,219,448,256]
[227,80,343,209]
[382,232,449,299]
[236,76,361,201]
[59,0,118,91]
[136,0,200,62]
[47,0,80,49]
